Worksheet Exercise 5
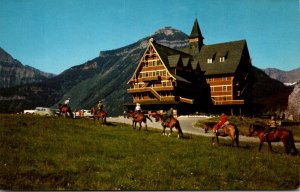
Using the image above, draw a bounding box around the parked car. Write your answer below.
[73,109,93,118]
[34,107,55,116]
[24,109,35,114]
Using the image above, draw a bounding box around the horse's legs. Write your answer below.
[282,139,291,154]
[138,122,142,131]
[216,136,220,145]
[162,126,166,136]
[267,141,274,152]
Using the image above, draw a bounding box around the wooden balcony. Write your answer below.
[127,86,175,93]
[211,98,244,105]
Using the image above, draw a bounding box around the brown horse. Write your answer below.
[58,104,74,118]
[248,123,299,155]
[149,111,183,139]
[91,107,107,124]
[204,122,239,147]
[126,111,152,131]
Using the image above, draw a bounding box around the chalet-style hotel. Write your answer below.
[127,19,253,116]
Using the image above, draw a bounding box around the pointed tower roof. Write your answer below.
[189,19,204,40]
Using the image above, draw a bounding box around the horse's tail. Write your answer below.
[146,115,152,122]
[288,131,299,156]
[235,126,239,147]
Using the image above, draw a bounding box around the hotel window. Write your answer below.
[152,71,156,76]
[153,60,157,66]
[222,77,227,81]
[145,62,148,67]
[223,96,227,101]
[163,70,166,76]
[162,81,167,87]
[220,57,225,62]
[207,58,213,63]
[222,86,227,92]
[145,72,148,77]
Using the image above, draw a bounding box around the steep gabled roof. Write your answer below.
[127,39,193,84]
[182,39,247,75]
[151,40,192,70]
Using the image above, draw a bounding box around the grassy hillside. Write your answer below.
[0,115,299,190]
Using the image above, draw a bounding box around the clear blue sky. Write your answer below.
[0,0,299,74]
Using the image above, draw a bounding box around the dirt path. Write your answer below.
[108,116,300,148]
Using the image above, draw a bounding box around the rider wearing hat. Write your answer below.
[162,107,173,126]
[134,103,141,119]
[97,100,104,112]
[264,116,278,141]
[64,98,70,107]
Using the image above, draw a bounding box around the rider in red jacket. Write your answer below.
[213,113,227,133]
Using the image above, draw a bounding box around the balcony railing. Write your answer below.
[211,98,244,105]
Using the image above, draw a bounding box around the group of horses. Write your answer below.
[58,104,107,123]
[58,105,299,156]
[126,110,299,156]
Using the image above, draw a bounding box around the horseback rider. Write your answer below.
[162,107,173,126]
[97,100,104,112]
[264,116,278,141]
[64,97,70,107]
[213,113,229,133]
[134,103,141,119]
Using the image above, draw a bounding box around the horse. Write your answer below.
[248,123,299,155]
[91,107,107,124]
[149,111,183,139]
[126,110,152,131]
[204,122,239,147]
[58,104,74,118]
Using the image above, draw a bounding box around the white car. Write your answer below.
[33,107,55,116]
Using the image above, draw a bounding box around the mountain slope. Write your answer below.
[0,27,189,115]
[263,67,300,85]
[0,27,293,116]
[0,47,55,88]
[252,66,293,112]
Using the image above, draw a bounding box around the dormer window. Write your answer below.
[207,53,216,64]
[219,50,228,62]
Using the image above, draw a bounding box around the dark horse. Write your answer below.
[91,107,107,124]
[58,104,74,118]
[149,111,183,139]
[248,123,299,155]
[204,122,239,147]
[126,111,152,131]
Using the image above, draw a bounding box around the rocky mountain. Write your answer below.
[288,82,300,120]
[0,27,294,116]
[263,67,300,86]
[0,27,189,115]
[0,47,55,88]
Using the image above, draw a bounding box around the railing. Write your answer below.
[211,98,244,105]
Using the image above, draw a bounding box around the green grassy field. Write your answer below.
[0,114,299,190]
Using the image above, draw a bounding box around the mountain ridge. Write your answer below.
[0,27,297,115]
[0,47,55,88]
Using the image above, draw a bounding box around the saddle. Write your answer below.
[218,121,229,132]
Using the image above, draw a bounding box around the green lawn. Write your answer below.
[0,114,299,190]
